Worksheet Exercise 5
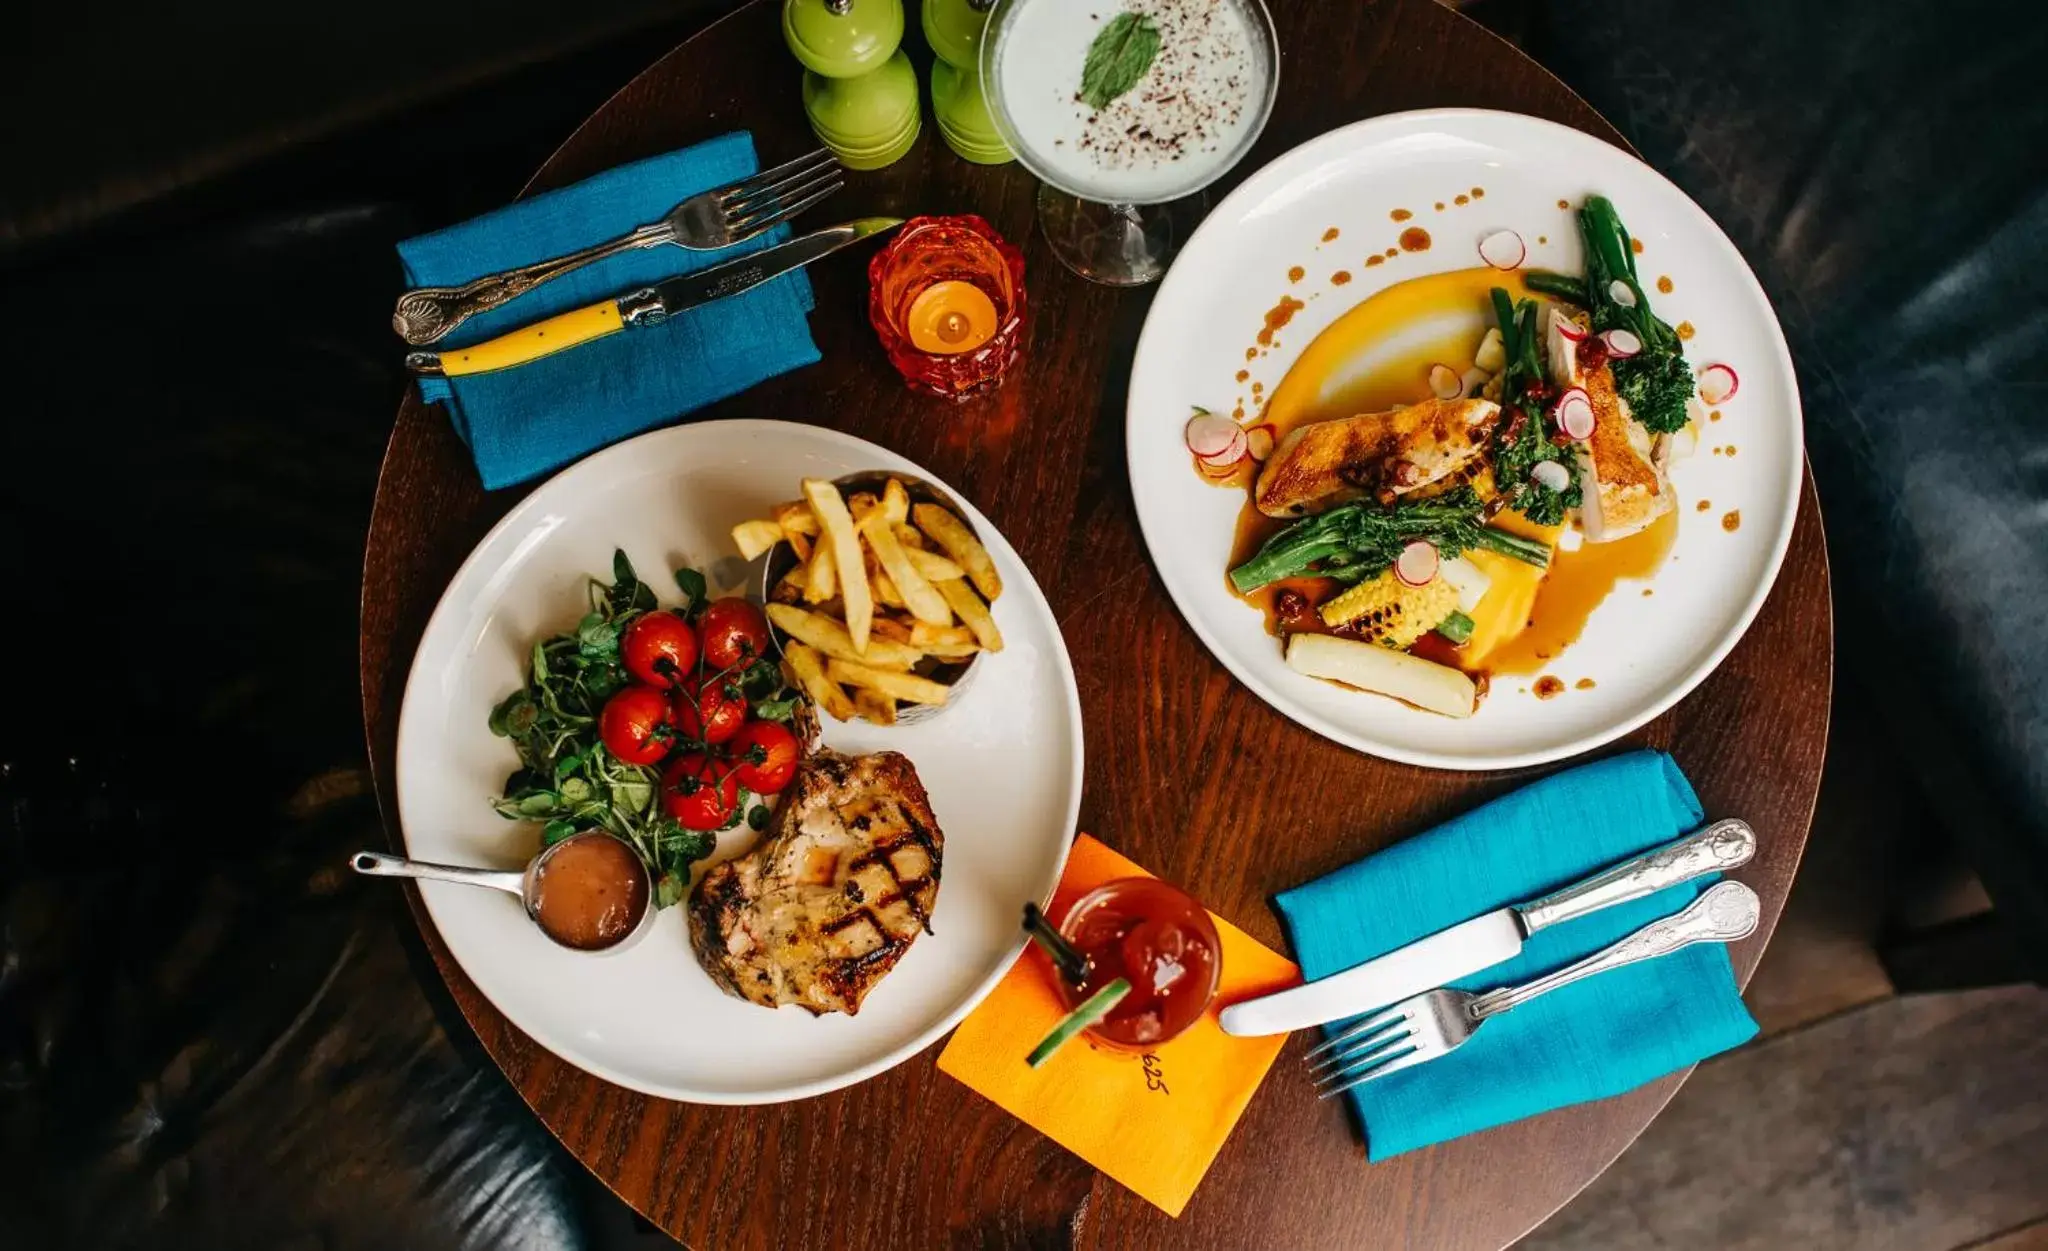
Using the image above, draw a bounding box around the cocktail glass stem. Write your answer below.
[1033,186,1206,287]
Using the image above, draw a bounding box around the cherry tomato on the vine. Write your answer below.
[698,598,771,672]
[672,673,747,745]
[597,685,674,766]
[728,719,800,794]
[661,752,741,831]
[621,611,699,689]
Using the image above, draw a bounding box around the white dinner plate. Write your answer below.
[395,419,1084,1103]
[1127,109,1803,770]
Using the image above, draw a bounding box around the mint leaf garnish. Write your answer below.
[1079,12,1160,111]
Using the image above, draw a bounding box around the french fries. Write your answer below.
[936,578,1004,653]
[735,476,1008,724]
[771,500,819,538]
[909,622,975,648]
[905,547,964,582]
[852,687,897,726]
[803,478,873,654]
[783,643,855,722]
[914,503,1002,600]
[804,540,837,603]
[731,519,785,561]
[827,658,952,707]
[765,604,924,669]
[881,478,911,525]
[862,513,952,625]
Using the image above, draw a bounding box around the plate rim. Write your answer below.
[393,417,1086,1103]
[1125,107,1805,771]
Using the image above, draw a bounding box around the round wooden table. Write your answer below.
[360,1,1833,1245]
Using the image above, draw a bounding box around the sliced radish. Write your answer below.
[1608,279,1638,308]
[1551,387,1595,440]
[1395,540,1439,586]
[1428,363,1462,400]
[1245,425,1275,461]
[1600,328,1642,358]
[1185,410,1240,457]
[1478,229,1527,271]
[1531,460,1572,492]
[1461,366,1490,396]
[1697,363,1740,404]
[1198,427,1248,467]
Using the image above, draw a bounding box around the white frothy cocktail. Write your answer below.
[986,0,1274,206]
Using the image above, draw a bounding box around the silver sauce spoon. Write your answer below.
[350,831,653,954]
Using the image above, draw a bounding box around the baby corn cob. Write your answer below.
[1319,569,1460,648]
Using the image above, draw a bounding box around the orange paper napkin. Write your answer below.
[937,836,1298,1217]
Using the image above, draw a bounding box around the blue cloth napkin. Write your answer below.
[1273,751,1758,1161]
[398,133,820,489]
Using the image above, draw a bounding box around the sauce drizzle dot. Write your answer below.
[1256,295,1304,346]
[1398,227,1431,252]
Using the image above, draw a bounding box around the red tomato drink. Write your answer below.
[1055,877,1223,1048]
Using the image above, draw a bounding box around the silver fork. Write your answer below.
[392,148,843,345]
[1308,879,1761,1099]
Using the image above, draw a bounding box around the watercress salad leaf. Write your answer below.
[674,566,708,616]
[485,556,810,908]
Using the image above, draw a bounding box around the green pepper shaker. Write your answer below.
[922,0,1012,165]
[784,0,920,171]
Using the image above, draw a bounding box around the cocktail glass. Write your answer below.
[979,0,1278,286]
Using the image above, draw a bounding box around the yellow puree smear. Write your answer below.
[1250,268,1675,677]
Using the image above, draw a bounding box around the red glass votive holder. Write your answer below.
[867,214,1026,399]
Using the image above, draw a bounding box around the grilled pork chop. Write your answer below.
[688,750,942,1016]
[1253,398,1501,517]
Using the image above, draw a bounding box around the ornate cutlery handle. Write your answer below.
[1516,818,1755,934]
[1469,880,1759,1020]
[392,222,673,345]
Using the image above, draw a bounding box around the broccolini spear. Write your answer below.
[1527,196,1694,434]
[1229,487,1550,594]
[1489,287,1582,527]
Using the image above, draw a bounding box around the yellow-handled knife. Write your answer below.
[405,217,902,378]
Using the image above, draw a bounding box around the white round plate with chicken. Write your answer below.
[394,419,1083,1103]
[1127,109,1803,770]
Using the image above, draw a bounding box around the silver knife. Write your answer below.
[405,216,903,378]
[1218,818,1757,1037]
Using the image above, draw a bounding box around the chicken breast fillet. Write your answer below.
[1545,306,1675,542]
[688,750,942,1016]
[1253,398,1502,517]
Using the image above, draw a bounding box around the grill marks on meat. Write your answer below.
[688,750,943,1016]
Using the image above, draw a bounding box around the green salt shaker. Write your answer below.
[922,0,1012,165]
[784,0,920,171]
